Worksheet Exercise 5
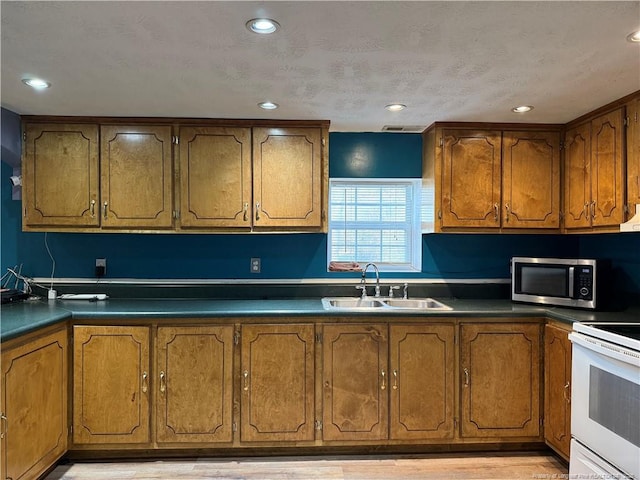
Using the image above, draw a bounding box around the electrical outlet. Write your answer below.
[250,258,261,274]
[95,258,107,277]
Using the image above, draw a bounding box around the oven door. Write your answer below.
[569,333,640,479]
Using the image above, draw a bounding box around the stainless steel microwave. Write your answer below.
[511,257,608,310]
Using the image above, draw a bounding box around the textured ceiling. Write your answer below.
[1,1,639,132]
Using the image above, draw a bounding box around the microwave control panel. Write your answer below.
[576,267,593,300]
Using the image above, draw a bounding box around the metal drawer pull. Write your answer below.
[243,202,249,221]
[90,199,96,218]
[493,203,499,222]
[142,371,148,393]
[103,201,108,220]
[463,367,470,387]
[243,370,249,391]
[392,370,398,390]
[255,202,260,221]
[504,203,510,223]
[160,371,166,394]
[381,370,386,390]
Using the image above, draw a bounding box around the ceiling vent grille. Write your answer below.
[381,125,426,133]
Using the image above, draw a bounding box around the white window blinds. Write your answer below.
[328,179,421,272]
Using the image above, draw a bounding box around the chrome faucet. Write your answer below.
[357,263,381,298]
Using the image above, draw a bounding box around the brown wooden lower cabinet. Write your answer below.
[322,323,455,442]
[156,325,234,444]
[1,325,68,480]
[544,323,572,460]
[240,323,315,442]
[460,322,542,439]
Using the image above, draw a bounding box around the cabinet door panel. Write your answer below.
[179,127,252,228]
[627,98,640,210]
[502,132,560,228]
[389,324,454,440]
[591,109,625,227]
[157,326,234,444]
[441,130,502,228]
[23,123,99,227]
[73,326,150,445]
[1,328,67,480]
[100,125,173,229]
[460,323,541,438]
[563,123,592,229]
[544,324,572,459]
[241,324,315,442]
[322,324,388,441]
[253,128,322,228]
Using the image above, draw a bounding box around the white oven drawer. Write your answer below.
[570,439,632,480]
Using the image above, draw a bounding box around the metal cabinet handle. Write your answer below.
[493,203,499,222]
[583,202,590,220]
[90,199,96,218]
[243,202,249,222]
[160,371,166,394]
[255,202,260,221]
[243,370,249,391]
[504,203,510,223]
[1,413,7,439]
[463,367,470,387]
[392,370,398,390]
[591,201,596,220]
[381,370,386,390]
[563,381,570,404]
[142,371,148,393]
[103,201,108,220]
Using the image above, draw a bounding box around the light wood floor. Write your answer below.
[45,452,568,480]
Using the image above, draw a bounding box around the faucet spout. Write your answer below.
[362,263,381,298]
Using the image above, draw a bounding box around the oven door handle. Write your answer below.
[569,332,640,368]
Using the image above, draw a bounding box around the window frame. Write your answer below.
[327,178,422,273]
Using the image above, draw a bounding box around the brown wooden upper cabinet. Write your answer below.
[564,108,625,231]
[23,123,100,228]
[425,127,560,231]
[626,98,640,212]
[178,126,325,231]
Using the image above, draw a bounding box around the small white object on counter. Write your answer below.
[58,293,108,300]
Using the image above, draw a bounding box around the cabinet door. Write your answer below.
[73,326,150,445]
[502,131,560,228]
[241,324,315,442]
[389,324,454,440]
[441,130,502,228]
[460,323,541,438]
[322,324,388,441]
[1,328,67,480]
[627,97,640,210]
[591,109,625,227]
[252,127,323,229]
[563,122,592,229]
[100,125,173,229]
[179,127,252,229]
[544,324,572,460]
[156,326,234,444]
[23,123,99,228]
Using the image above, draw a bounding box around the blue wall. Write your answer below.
[1,109,638,293]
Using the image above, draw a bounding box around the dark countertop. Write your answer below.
[2,297,639,342]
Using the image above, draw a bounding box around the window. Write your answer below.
[328,179,422,272]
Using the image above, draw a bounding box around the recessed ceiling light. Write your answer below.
[626,30,640,43]
[512,105,533,113]
[385,104,406,112]
[246,18,280,34]
[258,101,279,110]
[22,77,51,90]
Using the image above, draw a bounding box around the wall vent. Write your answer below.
[381,125,426,132]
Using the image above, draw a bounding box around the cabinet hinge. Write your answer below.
[439,137,443,147]
[23,131,26,141]
[234,331,240,345]
[540,417,544,427]
[232,422,237,432]
[69,424,73,435]
[559,210,564,220]
[172,135,179,145]
[559,141,564,150]
[635,111,639,123]
[23,207,27,218]
[315,420,323,431]
[624,116,630,127]
[173,210,180,220]
[453,418,458,428]
[322,137,326,147]
[315,333,323,344]
[624,204,629,215]
[437,209,442,220]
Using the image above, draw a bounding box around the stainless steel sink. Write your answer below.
[321,297,451,311]
[382,298,452,310]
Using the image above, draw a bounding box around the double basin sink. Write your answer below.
[321,297,452,311]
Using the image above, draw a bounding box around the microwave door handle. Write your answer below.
[568,266,575,298]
